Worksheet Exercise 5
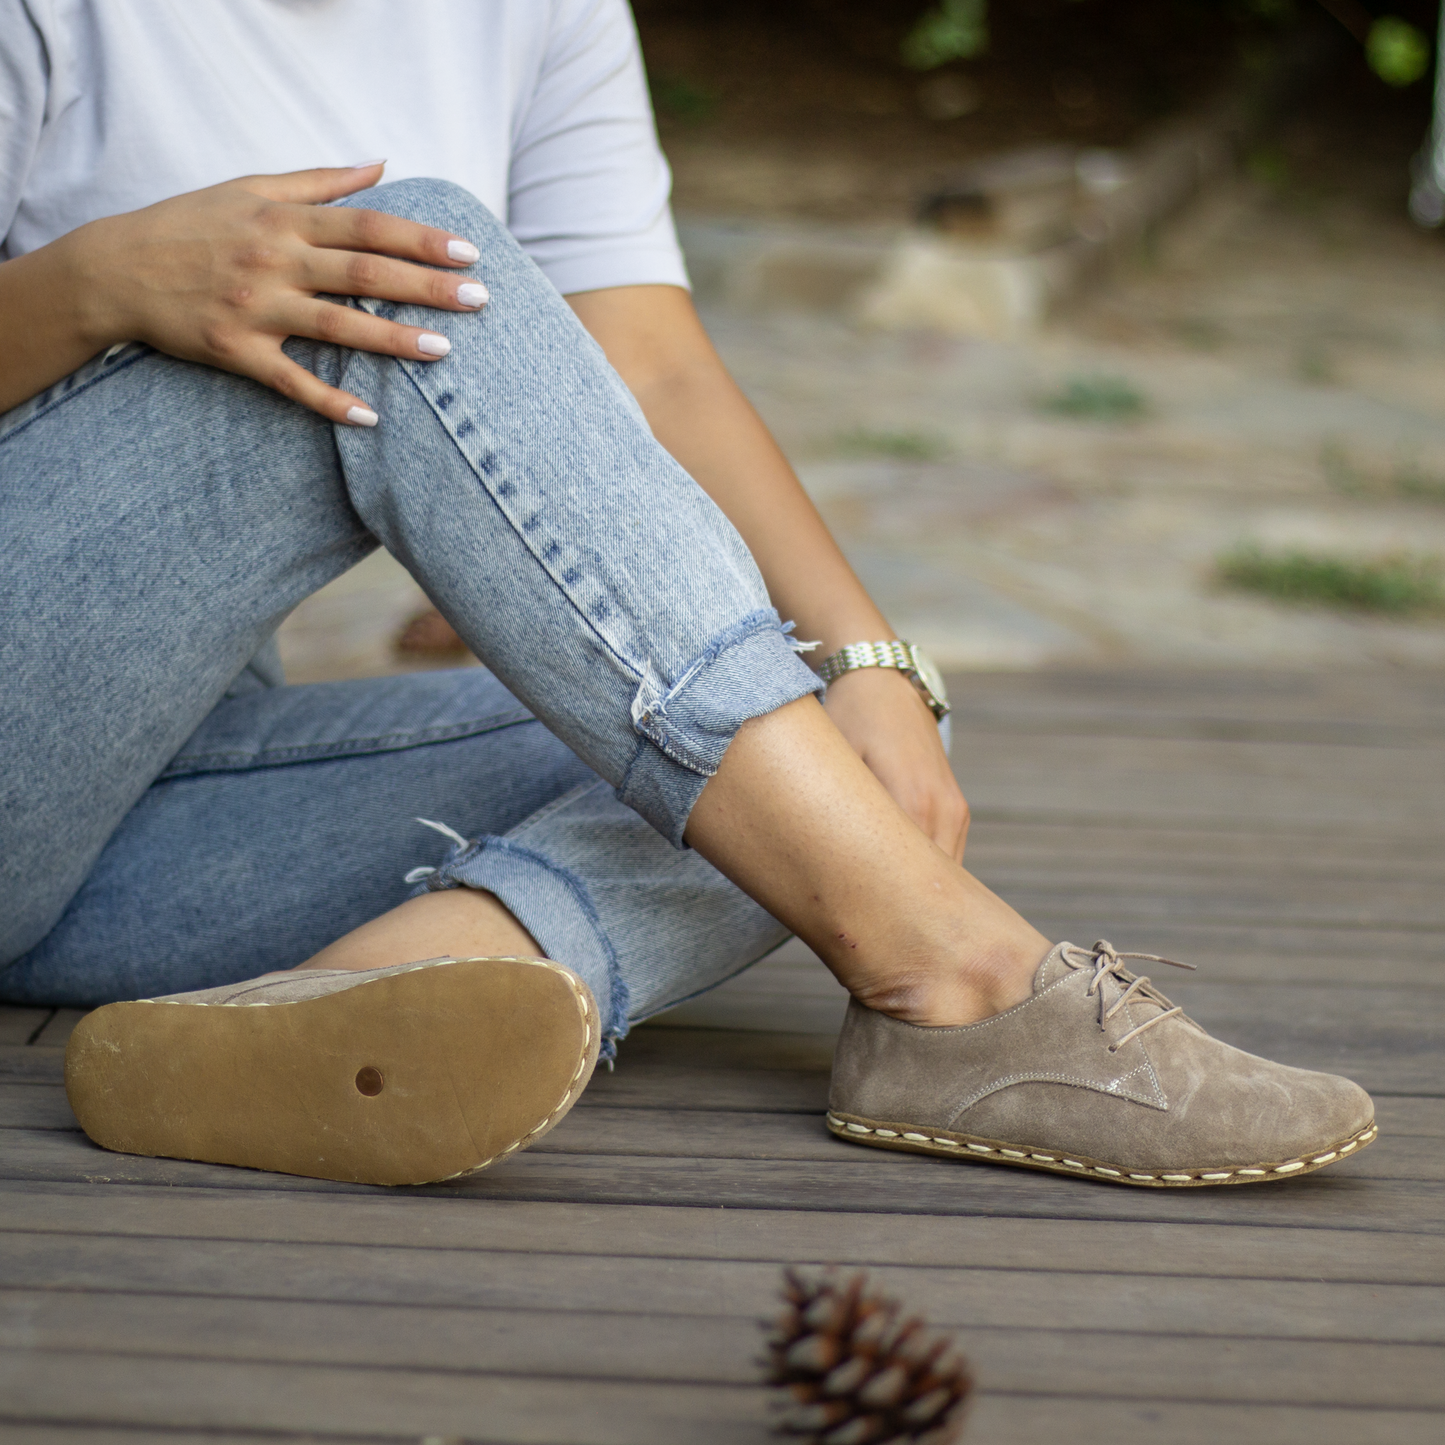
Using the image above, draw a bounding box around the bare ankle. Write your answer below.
[847,933,1047,1028]
[297,889,541,974]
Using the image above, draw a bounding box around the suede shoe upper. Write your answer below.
[829,941,1374,1173]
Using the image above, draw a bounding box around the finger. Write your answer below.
[294,297,461,363]
[305,248,488,312]
[232,342,380,427]
[306,204,480,270]
[243,162,389,206]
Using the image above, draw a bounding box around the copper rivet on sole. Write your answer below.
[354,1066,384,1096]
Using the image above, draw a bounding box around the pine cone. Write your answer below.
[764,1267,972,1445]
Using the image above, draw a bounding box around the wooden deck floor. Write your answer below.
[2,669,1442,1444]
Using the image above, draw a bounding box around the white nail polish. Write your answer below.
[349,159,386,170]
[417,333,451,357]
[346,405,379,427]
[447,240,481,264]
[457,282,489,308]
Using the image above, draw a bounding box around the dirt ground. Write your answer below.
[278,18,1445,681]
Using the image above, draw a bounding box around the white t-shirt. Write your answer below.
[0,0,688,294]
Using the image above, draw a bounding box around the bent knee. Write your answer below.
[347,177,509,248]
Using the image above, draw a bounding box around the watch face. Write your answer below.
[909,646,949,710]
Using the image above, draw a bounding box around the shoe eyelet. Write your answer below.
[354,1066,385,1096]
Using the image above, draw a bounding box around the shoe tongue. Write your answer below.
[1031,942,1077,993]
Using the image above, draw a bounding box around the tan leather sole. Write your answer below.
[826,1110,1378,1187]
[65,957,599,1186]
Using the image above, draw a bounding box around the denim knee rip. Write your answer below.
[406,821,631,1058]
[620,610,823,847]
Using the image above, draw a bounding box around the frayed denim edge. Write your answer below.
[408,832,631,1058]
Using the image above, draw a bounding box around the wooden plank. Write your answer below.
[0,1430,380,1445]
[945,667,1445,735]
[4,1349,1440,1445]
[0,1350,765,1445]
[3,1128,1441,1233]
[0,1009,51,1048]
[972,870,1445,930]
[948,732,1445,830]
[3,1290,1443,1408]
[0,1048,63,1083]
[967,817,1445,872]
[3,1231,1442,1344]
[3,1182,1439,1281]
[0,1086,73,1130]
[26,1009,86,1049]
[959,1395,1445,1445]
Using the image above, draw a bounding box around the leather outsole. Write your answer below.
[826,1110,1378,1187]
[65,957,599,1186]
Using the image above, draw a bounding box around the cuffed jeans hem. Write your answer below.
[409,833,630,1058]
[620,611,825,847]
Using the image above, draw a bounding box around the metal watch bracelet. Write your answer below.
[816,640,950,720]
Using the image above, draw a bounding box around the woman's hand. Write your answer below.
[823,667,970,861]
[68,164,485,425]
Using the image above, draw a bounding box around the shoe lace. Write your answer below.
[1059,939,1197,1052]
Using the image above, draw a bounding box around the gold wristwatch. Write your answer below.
[817,640,950,720]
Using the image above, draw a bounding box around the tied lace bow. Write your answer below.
[1059,939,1197,1053]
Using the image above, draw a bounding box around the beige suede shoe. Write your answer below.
[828,940,1376,1187]
[65,956,599,1186]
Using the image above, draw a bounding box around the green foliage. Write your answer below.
[1040,375,1147,421]
[1366,16,1432,88]
[835,427,949,460]
[900,0,989,71]
[1218,544,1444,612]
[649,74,719,125]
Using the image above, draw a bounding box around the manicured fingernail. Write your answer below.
[350,159,386,170]
[417,333,451,357]
[447,240,481,264]
[346,406,379,427]
[457,282,489,308]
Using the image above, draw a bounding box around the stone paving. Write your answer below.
[278,174,1445,683]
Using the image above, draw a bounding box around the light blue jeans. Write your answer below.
[0,179,825,1053]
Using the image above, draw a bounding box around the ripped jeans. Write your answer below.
[0,178,823,1053]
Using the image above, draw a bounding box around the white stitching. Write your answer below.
[826,1118,1379,1185]
[446,959,597,1182]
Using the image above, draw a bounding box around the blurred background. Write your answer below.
[279,0,1445,681]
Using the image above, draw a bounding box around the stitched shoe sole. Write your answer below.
[65,957,598,1186]
[826,1111,1378,1187]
